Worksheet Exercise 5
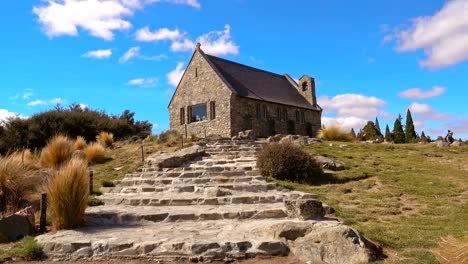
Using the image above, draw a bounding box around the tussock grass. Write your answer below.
[40,135,74,169]
[158,130,181,147]
[0,155,38,215]
[96,132,114,147]
[47,158,89,230]
[318,126,354,142]
[10,149,38,169]
[73,136,87,150]
[14,236,43,260]
[84,143,107,163]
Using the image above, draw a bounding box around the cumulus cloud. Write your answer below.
[318,93,390,131]
[27,100,48,106]
[0,109,27,122]
[171,24,239,56]
[79,103,88,109]
[33,0,201,40]
[126,77,158,87]
[135,26,183,42]
[82,49,112,59]
[167,62,185,86]
[408,102,450,121]
[384,0,468,69]
[398,86,446,99]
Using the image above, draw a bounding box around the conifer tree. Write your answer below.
[385,124,391,141]
[393,117,405,143]
[405,109,417,143]
[350,128,356,139]
[361,121,381,141]
[421,131,428,143]
[375,117,382,136]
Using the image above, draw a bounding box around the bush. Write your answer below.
[158,130,181,146]
[318,126,353,142]
[257,142,323,183]
[47,158,89,230]
[96,132,114,147]
[40,135,74,169]
[83,143,107,163]
[74,136,87,150]
[0,155,38,215]
[14,236,43,260]
[100,179,115,187]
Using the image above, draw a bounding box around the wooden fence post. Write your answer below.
[141,142,145,164]
[39,193,47,233]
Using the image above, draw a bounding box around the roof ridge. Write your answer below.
[206,54,287,79]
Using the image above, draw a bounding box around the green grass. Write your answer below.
[0,236,43,261]
[272,142,468,263]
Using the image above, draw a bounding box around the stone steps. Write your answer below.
[114,175,265,187]
[125,169,261,179]
[85,204,289,225]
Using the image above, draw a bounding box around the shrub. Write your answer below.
[158,130,181,146]
[318,126,353,142]
[74,136,87,150]
[96,132,114,147]
[14,236,43,260]
[0,155,38,215]
[257,142,322,183]
[47,158,89,229]
[83,143,107,163]
[40,135,74,169]
[100,179,115,187]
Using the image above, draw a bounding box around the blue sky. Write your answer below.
[1,0,467,139]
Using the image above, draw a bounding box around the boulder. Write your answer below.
[267,134,283,142]
[146,145,205,169]
[314,156,345,171]
[279,135,293,144]
[0,214,36,243]
[284,199,324,220]
[451,141,462,147]
[436,140,449,148]
[238,130,256,140]
[307,138,322,144]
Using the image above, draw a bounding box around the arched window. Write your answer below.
[302,82,308,91]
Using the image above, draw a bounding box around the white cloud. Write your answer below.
[384,0,468,69]
[167,62,185,86]
[27,100,48,106]
[82,49,112,59]
[79,103,88,109]
[0,109,27,123]
[398,86,446,99]
[322,116,368,131]
[23,89,33,99]
[126,77,158,87]
[171,24,239,56]
[33,0,201,40]
[318,94,388,119]
[408,102,450,121]
[50,97,65,104]
[119,46,165,62]
[135,26,183,42]
[119,46,140,63]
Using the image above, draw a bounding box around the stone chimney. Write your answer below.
[298,75,317,106]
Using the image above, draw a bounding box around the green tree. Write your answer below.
[361,121,382,141]
[421,131,428,143]
[350,128,356,139]
[375,117,382,136]
[405,109,417,143]
[393,117,405,144]
[384,124,391,141]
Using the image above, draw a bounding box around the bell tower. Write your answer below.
[298,75,317,106]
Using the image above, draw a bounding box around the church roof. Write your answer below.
[204,54,318,110]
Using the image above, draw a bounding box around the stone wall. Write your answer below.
[230,96,321,138]
[169,50,232,138]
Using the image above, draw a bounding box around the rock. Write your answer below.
[314,156,345,171]
[0,213,36,243]
[290,223,382,264]
[451,141,462,147]
[238,130,256,140]
[203,187,232,198]
[436,140,449,148]
[267,134,283,142]
[284,199,324,220]
[307,138,322,144]
[293,136,308,146]
[231,136,240,141]
[146,145,205,169]
[279,135,293,144]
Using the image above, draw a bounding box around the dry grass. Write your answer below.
[318,126,354,142]
[83,143,107,163]
[40,135,74,169]
[96,132,114,147]
[0,155,38,215]
[47,158,89,230]
[74,136,87,150]
[9,149,38,169]
[158,130,181,147]
[433,237,468,264]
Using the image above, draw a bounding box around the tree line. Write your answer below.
[0,104,152,155]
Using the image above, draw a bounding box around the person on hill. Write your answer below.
[445,130,454,144]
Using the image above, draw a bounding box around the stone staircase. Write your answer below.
[36,140,379,263]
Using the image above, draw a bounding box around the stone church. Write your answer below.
[168,43,322,138]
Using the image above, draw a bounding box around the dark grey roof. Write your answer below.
[205,54,315,110]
